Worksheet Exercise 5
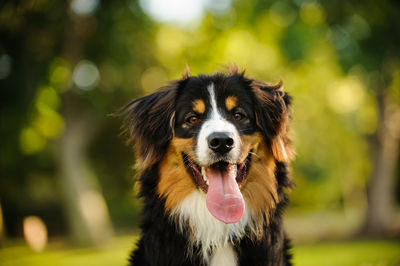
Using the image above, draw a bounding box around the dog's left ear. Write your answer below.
[116,81,181,170]
[251,79,294,162]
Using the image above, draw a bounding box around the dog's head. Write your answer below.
[120,66,293,225]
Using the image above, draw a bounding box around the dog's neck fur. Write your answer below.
[171,190,262,265]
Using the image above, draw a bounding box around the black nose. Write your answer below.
[207,132,234,155]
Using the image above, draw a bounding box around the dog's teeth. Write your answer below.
[201,167,209,185]
[201,167,206,179]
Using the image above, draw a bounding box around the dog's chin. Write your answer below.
[182,152,252,193]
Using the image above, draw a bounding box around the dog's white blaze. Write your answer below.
[171,190,248,263]
[196,83,240,166]
[210,243,237,266]
[208,82,220,120]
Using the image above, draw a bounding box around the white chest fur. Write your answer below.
[171,190,248,264]
[210,243,237,266]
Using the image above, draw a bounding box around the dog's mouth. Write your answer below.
[182,152,252,224]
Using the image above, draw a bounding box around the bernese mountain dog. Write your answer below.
[118,65,294,266]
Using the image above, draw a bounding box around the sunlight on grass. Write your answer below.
[293,240,400,266]
[0,235,138,266]
[0,236,399,266]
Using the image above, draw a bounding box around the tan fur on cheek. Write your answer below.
[241,141,278,237]
[239,133,263,162]
[158,138,197,211]
[171,137,196,158]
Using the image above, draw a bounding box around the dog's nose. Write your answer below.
[207,132,234,155]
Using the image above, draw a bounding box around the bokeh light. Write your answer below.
[72,60,100,91]
[328,26,352,50]
[80,191,109,228]
[269,2,297,27]
[70,0,99,16]
[49,58,71,92]
[347,14,370,40]
[19,127,46,155]
[36,86,61,110]
[23,216,48,252]
[33,104,65,139]
[139,0,232,25]
[299,3,325,25]
[139,0,205,24]
[327,76,365,114]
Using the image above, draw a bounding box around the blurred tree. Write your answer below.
[0,0,157,245]
[321,0,400,236]
[0,0,114,246]
[136,0,400,237]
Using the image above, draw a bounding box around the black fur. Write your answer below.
[118,81,182,169]
[129,162,292,266]
[128,166,204,266]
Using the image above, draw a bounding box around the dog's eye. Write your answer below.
[187,115,199,125]
[233,112,244,121]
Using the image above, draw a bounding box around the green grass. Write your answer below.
[0,235,138,266]
[293,240,400,266]
[0,236,399,266]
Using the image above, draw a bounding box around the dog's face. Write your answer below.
[172,75,262,223]
[121,68,293,225]
[174,75,257,164]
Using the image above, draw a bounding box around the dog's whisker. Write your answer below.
[248,151,260,159]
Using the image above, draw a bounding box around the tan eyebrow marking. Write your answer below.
[192,99,206,114]
[225,96,238,111]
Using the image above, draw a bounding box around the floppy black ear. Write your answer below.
[117,82,180,170]
[251,79,294,162]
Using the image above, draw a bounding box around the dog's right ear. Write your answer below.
[116,81,181,170]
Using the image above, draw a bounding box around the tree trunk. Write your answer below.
[362,93,400,236]
[56,96,113,246]
[53,7,114,246]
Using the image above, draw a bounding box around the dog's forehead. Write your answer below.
[176,75,253,113]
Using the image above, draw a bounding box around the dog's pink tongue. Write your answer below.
[205,164,245,224]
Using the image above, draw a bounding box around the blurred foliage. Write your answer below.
[0,0,399,240]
